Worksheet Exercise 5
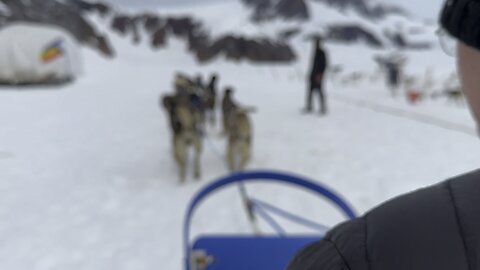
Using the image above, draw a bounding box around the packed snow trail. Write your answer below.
[332,94,477,137]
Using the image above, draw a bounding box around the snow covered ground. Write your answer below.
[1,9,480,270]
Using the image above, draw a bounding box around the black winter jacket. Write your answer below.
[287,169,480,270]
[310,48,327,79]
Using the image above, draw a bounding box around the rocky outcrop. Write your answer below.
[326,24,383,48]
[0,0,296,63]
[0,0,425,65]
[143,13,162,33]
[315,0,407,19]
[276,0,310,20]
[369,4,407,19]
[152,27,168,48]
[195,35,296,63]
[278,27,301,41]
[107,11,296,63]
[244,0,404,21]
[71,0,110,17]
[166,17,200,37]
[111,15,141,44]
[385,31,432,50]
[242,0,309,22]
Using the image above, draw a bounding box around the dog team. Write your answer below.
[161,73,253,183]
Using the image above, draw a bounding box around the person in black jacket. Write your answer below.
[287,1,480,269]
[305,38,328,115]
[385,60,400,94]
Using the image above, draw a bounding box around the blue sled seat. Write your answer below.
[191,236,320,270]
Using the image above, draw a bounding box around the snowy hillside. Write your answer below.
[67,0,436,63]
[1,1,479,270]
[0,0,437,64]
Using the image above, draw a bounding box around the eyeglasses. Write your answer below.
[436,28,457,57]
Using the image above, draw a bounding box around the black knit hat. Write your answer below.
[441,0,480,49]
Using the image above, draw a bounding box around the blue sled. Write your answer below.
[183,171,357,270]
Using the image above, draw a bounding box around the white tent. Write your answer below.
[0,22,83,85]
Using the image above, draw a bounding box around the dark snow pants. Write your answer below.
[306,77,327,114]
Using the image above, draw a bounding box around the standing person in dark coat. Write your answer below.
[386,61,400,91]
[305,37,328,115]
[287,1,480,269]
[384,54,406,96]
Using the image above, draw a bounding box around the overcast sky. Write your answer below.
[101,0,443,20]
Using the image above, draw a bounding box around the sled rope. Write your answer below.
[203,133,225,163]
[251,198,330,234]
[203,134,261,234]
[251,199,286,236]
[203,131,333,235]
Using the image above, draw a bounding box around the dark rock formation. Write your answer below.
[243,0,406,22]
[187,30,209,52]
[326,24,383,48]
[278,27,301,41]
[71,0,110,17]
[242,0,309,22]
[276,0,310,20]
[166,17,199,37]
[143,13,162,33]
[369,4,407,18]
[110,11,296,63]
[385,31,432,50]
[201,35,296,63]
[0,0,422,65]
[315,0,407,19]
[152,27,167,48]
[111,15,140,44]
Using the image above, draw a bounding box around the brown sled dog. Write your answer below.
[227,107,253,172]
[221,88,253,172]
[162,77,204,183]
